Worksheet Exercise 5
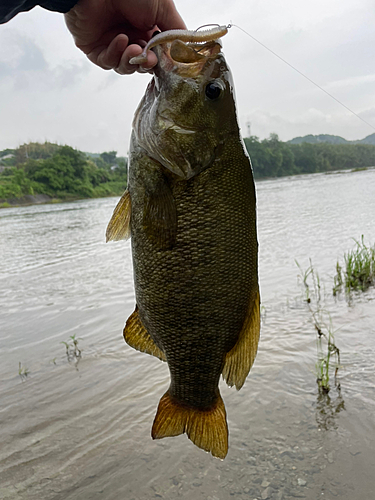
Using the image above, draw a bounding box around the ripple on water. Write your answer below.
[1,172,375,499]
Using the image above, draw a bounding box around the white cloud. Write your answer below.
[1,0,375,154]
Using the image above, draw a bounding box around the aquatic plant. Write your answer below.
[296,260,340,393]
[315,386,345,430]
[333,236,375,297]
[313,312,341,394]
[61,334,82,366]
[295,259,313,304]
[18,362,29,381]
[332,262,343,296]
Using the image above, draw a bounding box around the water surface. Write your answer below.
[1,169,375,499]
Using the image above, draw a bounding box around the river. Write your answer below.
[0,168,374,500]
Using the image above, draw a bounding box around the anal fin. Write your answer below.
[106,189,131,242]
[124,307,166,362]
[152,391,228,459]
[222,289,261,390]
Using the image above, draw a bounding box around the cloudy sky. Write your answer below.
[1,0,375,155]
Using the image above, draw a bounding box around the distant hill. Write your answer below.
[288,134,348,145]
[357,133,375,145]
[288,133,375,145]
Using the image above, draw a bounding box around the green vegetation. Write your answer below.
[296,260,341,394]
[18,362,29,381]
[315,316,341,395]
[0,142,127,203]
[2,135,375,205]
[333,236,375,297]
[61,334,82,366]
[244,134,375,179]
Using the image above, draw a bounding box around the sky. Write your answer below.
[1,0,375,155]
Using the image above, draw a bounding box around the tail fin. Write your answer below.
[151,391,228,459]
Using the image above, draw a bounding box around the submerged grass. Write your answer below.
[314,314,341,394]
[61,334,82,369]
[333,236,375,297]
[296,259,341,394]
[18,361,29,381]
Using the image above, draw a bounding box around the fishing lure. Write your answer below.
[129,24,231,65]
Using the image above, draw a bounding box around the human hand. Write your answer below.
[64,0,186,74]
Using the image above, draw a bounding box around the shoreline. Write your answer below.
[1,166,373,209]
[0,193,121,209]
[0,194,54,208]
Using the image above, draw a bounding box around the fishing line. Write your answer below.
[231,24,375,132]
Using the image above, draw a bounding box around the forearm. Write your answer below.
[0,0,77,23]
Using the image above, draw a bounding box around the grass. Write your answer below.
[18,362,29,381]
[314,314,341,394]
[333,236,375,297]
[296,259,341,394]
[61,334,82,368]
[351,167,368,172]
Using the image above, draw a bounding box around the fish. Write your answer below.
[107,32,260,459]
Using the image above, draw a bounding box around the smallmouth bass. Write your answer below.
[107,34,260,459]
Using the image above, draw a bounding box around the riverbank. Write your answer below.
[0,194,54,208]
[2,165,373,210]
[0,189,124,209]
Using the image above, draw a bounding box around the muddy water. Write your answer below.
[0,169,375,500]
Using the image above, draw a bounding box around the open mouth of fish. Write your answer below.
[159,39,223,77]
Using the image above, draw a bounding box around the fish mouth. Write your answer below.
[154,39,223,77]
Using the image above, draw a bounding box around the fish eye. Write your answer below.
[205,80,224,101]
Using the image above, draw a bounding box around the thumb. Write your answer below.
[155,0,187,31]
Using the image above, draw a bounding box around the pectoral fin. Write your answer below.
[143,181,177,250]
[222,289,261,390]
[124,307,166,362]
[106,189,131,242]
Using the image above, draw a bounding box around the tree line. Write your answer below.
[2,135,375,202]
[244,134,375,179]
[0,142,127,201]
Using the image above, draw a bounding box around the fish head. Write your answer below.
[132,39,240,180]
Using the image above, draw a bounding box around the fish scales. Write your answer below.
[132,139,256,407]
[107,35,260,459]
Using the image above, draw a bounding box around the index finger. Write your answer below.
[115,44,158,75]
